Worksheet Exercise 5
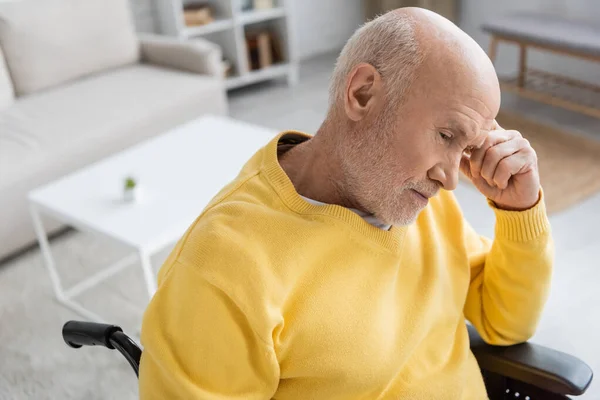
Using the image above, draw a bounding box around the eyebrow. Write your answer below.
[448,121,473,139]
[448,120,487,149]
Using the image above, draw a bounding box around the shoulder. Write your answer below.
[176,199,274,277]
[162,203,286,337]
[172,189,295,307]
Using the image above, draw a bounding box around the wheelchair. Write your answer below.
[62,320,593,399]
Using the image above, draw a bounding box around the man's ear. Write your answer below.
[344,63,382,122]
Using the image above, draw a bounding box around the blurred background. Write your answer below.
[0,0,599,398]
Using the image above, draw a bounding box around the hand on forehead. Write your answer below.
[472,119,501,148]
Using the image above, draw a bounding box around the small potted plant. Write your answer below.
[123,176,139,203]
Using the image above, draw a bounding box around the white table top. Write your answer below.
[28,115,278,252]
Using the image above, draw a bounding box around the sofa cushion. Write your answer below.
[0,64,227,192]
[0,46,14,109]
[0,0,139,96]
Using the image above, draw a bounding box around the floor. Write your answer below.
[1,52,599,399]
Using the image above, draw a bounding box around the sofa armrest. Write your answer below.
[138,34,223,78]
[468,324,593,396]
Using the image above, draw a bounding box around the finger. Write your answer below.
[460,153,472,180]
[480,137,529,186]
[470,129,520,177]
[492,149,534,190]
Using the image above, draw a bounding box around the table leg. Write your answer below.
[138,249,157,299]
[489,36,499,64]
[518,43,528,88]
[29,204,67,301]
[29,203,106,322]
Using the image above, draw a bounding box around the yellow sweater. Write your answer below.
[139,132,553,399]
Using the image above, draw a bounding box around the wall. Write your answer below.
[289,0,364,60]
[459,0,600,83]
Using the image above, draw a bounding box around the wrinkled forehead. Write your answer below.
[407,55,500,124]
[414,37,501,108]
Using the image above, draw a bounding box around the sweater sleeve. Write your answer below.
[139,259,280,399]
[463,192,554,345]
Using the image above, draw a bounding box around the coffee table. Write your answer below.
[28,115,277,322]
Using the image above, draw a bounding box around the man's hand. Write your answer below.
[460,121,541,211]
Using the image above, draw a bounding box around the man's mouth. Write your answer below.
[412,189,436,199]
[411,189,430,203]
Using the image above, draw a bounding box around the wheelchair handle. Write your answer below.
[62,320,142,377]
[62,320,123,349]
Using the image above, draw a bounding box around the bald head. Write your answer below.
[329,7,499,116]
[407,8,499,100]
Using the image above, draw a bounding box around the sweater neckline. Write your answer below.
[262,131,407,254]
[300,195,393,231]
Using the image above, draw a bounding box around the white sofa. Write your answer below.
[0,0,228,261]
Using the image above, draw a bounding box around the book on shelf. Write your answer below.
[183,3,213,26]
[246,30,281,71]
[246,35,259,71]
[257,32,272,68]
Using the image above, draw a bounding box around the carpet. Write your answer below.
[0,231,147,399]
[470,110,600,214]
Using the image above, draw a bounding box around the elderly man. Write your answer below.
[139,7,552,400]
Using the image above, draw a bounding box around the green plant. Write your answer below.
[124,177,137,190]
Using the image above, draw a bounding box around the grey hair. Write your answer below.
[328,11,425,113]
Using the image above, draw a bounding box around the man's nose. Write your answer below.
[428,161,459,191]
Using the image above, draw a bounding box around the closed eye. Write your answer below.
[439,132,452,141]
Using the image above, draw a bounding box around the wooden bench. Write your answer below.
[483,13,600,118]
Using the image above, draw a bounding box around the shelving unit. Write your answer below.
[155,0,298,90]
[239,7,286,25]
[181,18,233,37]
